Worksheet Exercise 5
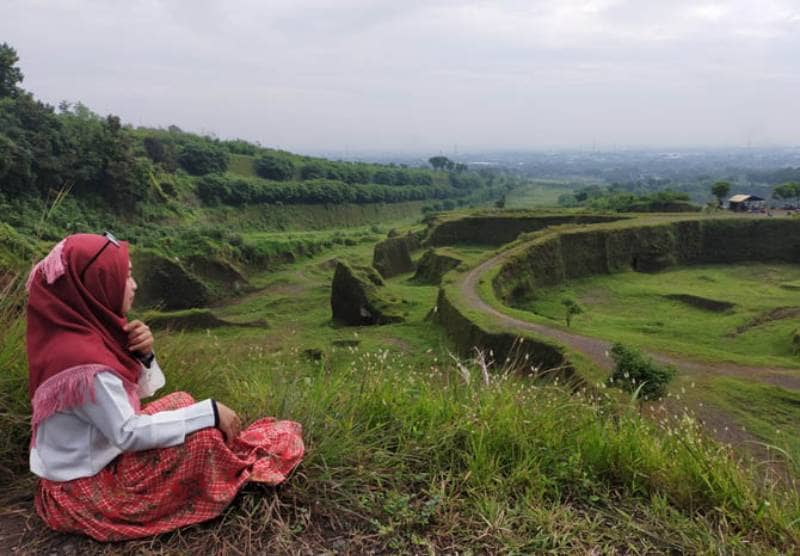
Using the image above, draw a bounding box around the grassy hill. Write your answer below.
[2,223,800,553]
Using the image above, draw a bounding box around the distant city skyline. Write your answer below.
[2,1,799,154]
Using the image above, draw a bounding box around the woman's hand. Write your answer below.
[125,319,154,356]
[216,402,242,442]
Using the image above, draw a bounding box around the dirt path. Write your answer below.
[458,250,800,464]
[461,252,800,388]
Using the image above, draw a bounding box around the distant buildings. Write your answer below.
[727,194,765,212]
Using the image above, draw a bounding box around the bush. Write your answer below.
[177,142,229,176]
[300,160,327,180]
[195,174,460,206]
[254,153,295,181]
[607,342,675,401]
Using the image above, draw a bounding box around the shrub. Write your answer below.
[607,342,675,401]
[300,160,327,180]
[254,154,295,181]
[177,142,229,176]
[561,298,583,327]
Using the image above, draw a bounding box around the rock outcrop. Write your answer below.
[372,232,423,278]
[413,249,462,284]
[330,261,404,325]
[144,308,266,331]
[132,249,209,310]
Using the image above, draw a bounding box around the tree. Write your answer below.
[0,43,24,98]
[142,136,177,172]
[428,156,452,171]
[177,142,229,175]
[300,160,327,180]
[773,182,800,208]
[711,180,731,207]
[561,298,583,327]
[254,153,295,181]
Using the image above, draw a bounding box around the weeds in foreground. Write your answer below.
[1,277,799,552]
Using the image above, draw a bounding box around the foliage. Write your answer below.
[607,342,675,400]
[177,141,229,175]
[0,47,520,218]
[196,174,457,206]
[428,155,454,171]
[254,153,295,181]
[773,182,800,207]
[142,136,177,172]
[221,138,259,156]
[561,297,583,327]
[559,185,695,212]
[711,180,731,206]
[300,160,328,180]
[0,42,23,98]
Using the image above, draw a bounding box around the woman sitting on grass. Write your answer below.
[26,232,304,541]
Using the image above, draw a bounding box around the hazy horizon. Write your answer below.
[3,1,799,154]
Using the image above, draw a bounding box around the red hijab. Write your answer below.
[26,234,141,434]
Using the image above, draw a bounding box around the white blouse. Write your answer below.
[29,358,216,481]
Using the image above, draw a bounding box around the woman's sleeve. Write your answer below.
[137,355,166,398]
[74,371,216,452]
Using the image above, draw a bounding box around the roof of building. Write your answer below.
[728,194,764,203]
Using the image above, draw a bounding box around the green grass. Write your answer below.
[505,179,597,208]
[227,153,257,178]
[5,278,800,551]
[515,263,800,368]
[699,376,800,464]
[4,219,800,552]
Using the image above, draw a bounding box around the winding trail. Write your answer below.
[461,250,800,389]
[458,247,800,459]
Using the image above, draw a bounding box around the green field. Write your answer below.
[515,263,800,368]
[504,179,595,208]
[3,217,800,552]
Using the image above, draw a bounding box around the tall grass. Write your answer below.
[0,274,32,484]
[136,334,800,552]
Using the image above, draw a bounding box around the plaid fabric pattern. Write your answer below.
[34,392,304,541]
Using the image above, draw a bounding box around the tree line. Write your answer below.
[0,42,509,213]
[558,185,694,212]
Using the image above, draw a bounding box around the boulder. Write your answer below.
[372,232,422,278]
[131,248,209,310]
[330,261,404,325]
[185,254,248,296]
[413,249,462,284]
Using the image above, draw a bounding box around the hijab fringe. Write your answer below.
[30,364,140,447]
[26,239,67,292]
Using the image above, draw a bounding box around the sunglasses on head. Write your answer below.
[79,231,121,281]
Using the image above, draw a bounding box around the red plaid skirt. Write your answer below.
[34,392,304,541]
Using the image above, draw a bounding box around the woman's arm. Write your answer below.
[137,355,165,398]
[75,371,216,452]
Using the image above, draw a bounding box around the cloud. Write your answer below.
[1,0,798,150]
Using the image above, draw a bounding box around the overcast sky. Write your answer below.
[2,0,799,153]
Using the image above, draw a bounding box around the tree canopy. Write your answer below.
[711,181,731,206]
[0,43,23,98]
[773,182,800,206]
